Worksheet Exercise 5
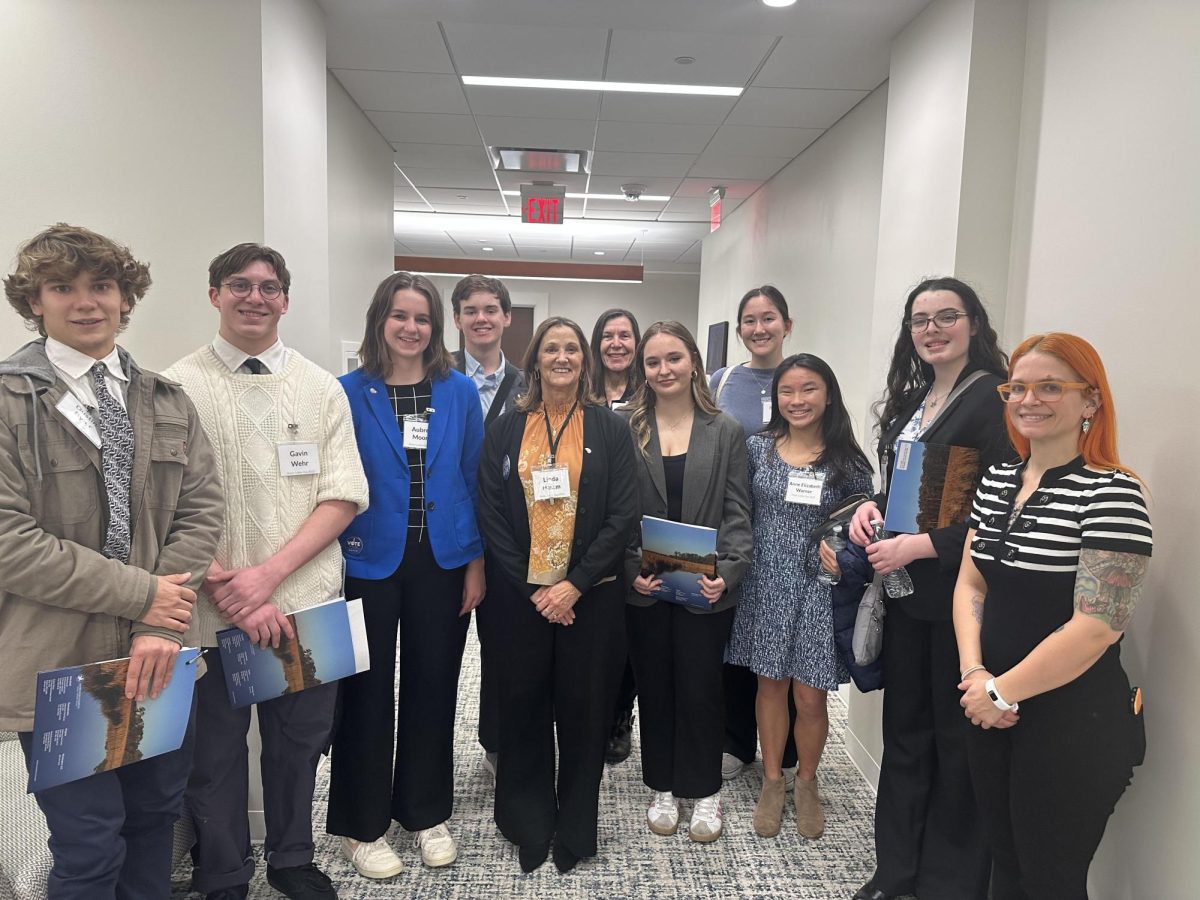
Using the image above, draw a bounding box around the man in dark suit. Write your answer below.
[449,274,527,777]
[450,274,526,426]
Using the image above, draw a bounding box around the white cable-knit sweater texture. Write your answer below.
[165,347,368,645]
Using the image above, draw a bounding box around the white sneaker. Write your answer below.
[415,821,458,867]
[482,750,498,778]
[721,753,745,780]
[341,836,404,879]
[647,791,679,836]
[783,765,797,791]
[688,792,723,843]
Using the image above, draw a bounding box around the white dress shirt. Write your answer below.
[45,337,128,411]
[211,334,289,375]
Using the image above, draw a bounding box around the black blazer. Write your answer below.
[452,349,528,427]
[622,409,752,614]
[477,403,638,599]
[875,364,1014,620]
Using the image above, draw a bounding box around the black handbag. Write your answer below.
[810,493,872,543]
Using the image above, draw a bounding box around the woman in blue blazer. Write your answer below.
[327,272,485,879]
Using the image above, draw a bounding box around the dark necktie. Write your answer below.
[244,357,266,375]
[90,363,133,562]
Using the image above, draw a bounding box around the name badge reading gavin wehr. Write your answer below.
[278,442,320,476]
[785,469,825,505]
[403,415,429,450]
[532,464,570,501]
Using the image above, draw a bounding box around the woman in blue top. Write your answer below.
[328,272,485,879]
[727,354,873,840]
[708,285,798,784]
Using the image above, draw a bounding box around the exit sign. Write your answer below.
[520,183,566,224]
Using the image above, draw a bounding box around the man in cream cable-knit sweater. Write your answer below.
[166,244,368,900]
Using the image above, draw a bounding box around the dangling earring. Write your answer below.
[1081,417,1092,434]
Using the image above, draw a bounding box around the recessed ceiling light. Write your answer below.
[481,247,494,252]
[762,0,798,7]
[501,190,672,202]
[593,251,605,256]
[674,56,695,65]
[456,194,468,200]
[463,75,741,98]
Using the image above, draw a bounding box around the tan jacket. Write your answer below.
[0,340,224,730]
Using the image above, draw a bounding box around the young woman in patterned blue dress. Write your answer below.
[727,353,873,840]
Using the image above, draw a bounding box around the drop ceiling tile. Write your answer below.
[660,198,713,217]
[687,152,791,180]
[728,87,869,128]
[401,166,499,190]
[475,116,598,151]
[326,19,452,73]
[393,202,432,212]
[674,178,761,199]
[443,22,608,79]
[606,29,774,86]
[393,144,494,170]
[428,201,511,216]
[599,93,737,126]
[331,70,469,114]
[583,197,668,212]
[676,243,703,264]
[369,112,480,145]
[495,172,589,194]
[704,125,822,158]
[464,86,600,120]
[585,175,683,196]
[582,208,664,221]
[591,151,698,177]
[420,188,507,207]
[595,121,718,155]
[753,34,890,91]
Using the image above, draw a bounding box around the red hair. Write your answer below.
[1006,333,1135,475]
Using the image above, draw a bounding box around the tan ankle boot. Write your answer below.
[794,775,824,839]
[753,776,786,837]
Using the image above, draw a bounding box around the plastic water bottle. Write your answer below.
[817,524,846,586]
[871,520,915,598]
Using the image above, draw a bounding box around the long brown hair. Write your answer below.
[626,321,719,459]
[588,308,642,400]
[1006,333,1135,476]
[515,316,595,411]
[357,271,452,380]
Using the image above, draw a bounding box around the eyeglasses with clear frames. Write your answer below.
[222,279,283,301]
[997,380,1092,403]
[907,310,970,332]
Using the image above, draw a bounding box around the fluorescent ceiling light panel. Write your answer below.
[501,190,672,202]
[414,271,642,284]
[463,75,742,98]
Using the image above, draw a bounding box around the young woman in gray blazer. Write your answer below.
[623,321,753,844]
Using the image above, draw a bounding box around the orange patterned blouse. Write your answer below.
[519,402,584,584]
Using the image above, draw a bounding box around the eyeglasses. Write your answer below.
[997,380,1092,403]
[222,279,283,301]
[907,310,969,332]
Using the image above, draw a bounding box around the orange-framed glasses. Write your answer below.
[997,380,1092,403]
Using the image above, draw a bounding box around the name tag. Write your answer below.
[761,398,772,424]
[277,442,320,476]
[532,464,570,501]
[403,416,429,450]
[785,469,825,505]
[610,400,628,412]
[55,393,101,448]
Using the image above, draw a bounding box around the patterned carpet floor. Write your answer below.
[174,621,884,899]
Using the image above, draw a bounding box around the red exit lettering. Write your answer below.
[525,196,561,224]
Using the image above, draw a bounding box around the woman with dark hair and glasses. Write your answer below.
[622,321,752,844]
[954,334,1151,900]
[477,317,637,874]
[847,277,1012,900]
[727,354,873,840]
[328,272,485,878]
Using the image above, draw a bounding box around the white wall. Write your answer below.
[0,0,264,369]
[1009,3,1200,896]
[327,72,396,366]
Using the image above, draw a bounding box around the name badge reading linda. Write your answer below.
[55,393,101,448]
[761,398,772,424]
[532,464,570,501]
[785,469,825,505]
[403,415,429,450]
[277,442,320,476]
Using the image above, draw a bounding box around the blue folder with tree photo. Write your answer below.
[639,515,719,612]
[884,440,982,534]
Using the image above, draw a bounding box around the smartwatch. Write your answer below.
[985,677,1019,712]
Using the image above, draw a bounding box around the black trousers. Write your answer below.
[611,654,637,725]
[188,651,337,894]
[722,663,799,768]
[627,602,734,799]
[492,574,624,859]
[328,536,469,838]
[475,590,500,753]
[967,659,1134,900]
[872,602,989,900]
[19,699,196,900]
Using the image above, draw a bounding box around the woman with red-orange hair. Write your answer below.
[953,333,1153,900]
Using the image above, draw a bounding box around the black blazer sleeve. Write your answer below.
[477,411,537,598]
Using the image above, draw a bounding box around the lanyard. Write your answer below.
[542,400,579,465]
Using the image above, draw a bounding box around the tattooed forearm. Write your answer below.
[1075,549,1149,632]
[970,593,985,625]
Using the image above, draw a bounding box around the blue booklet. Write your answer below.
[885,440,981,534]
[28,648,201,792]
[215,598,368,709]
[639,516,718,612]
